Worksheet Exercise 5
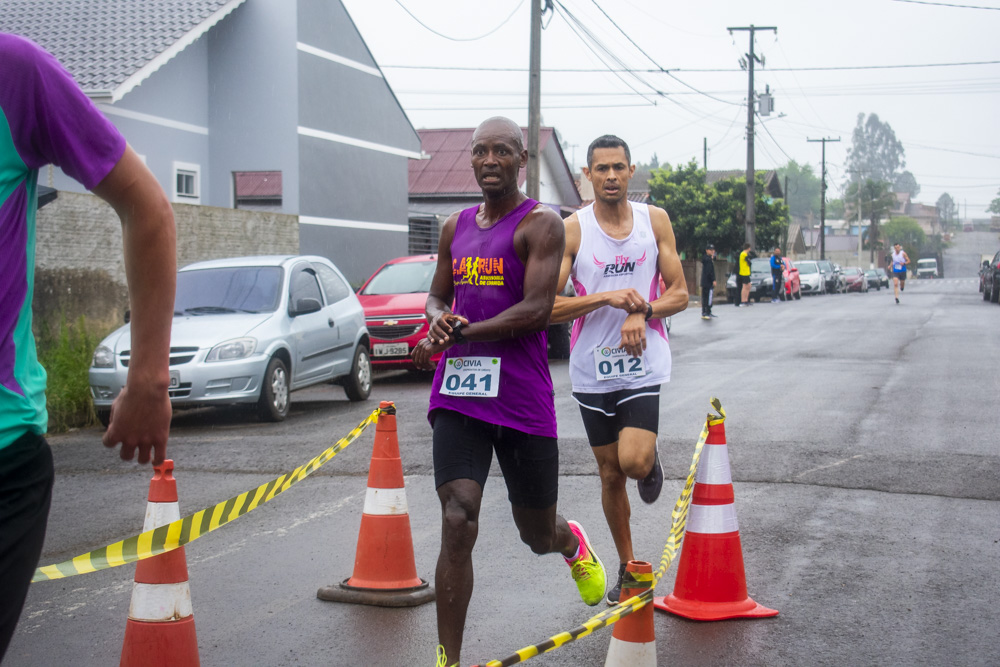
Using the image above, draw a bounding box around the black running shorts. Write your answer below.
[432,409,559,509]
[572,385,660,448]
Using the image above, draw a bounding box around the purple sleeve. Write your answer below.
[0,34,125,189]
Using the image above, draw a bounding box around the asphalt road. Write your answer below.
[6,231,1000,667]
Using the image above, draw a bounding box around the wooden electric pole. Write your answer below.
[728,24,776,250]
[807,137,840,261]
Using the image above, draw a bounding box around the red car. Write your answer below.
[782,258,801,300]
[841,266,869,292]
[357,254,439,370]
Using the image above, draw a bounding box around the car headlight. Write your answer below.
[206,337,257,362]
[92,345,115,368]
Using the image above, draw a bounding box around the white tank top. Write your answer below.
[568,202,671,393]
[891,249,906,272]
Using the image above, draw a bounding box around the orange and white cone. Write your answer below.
[605,561,656,666]
[317,401,434,607]
[653,418,778,621]
[121,460,199,667]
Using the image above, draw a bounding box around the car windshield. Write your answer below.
[917,259,936,266]
[361,260,436,295]
[175,266,283,314]
[865,269,877,275]
[798,262,818,274]
[817,262,832,272]
[750,258,772,275]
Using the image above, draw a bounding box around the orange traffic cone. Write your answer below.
[605,561,656,666]
[121,460,200,666]
[653,418,778,621]
[317,401,434,607]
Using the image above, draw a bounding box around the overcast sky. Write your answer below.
[341,0,999,217]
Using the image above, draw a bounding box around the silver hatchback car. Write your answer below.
[89,255,371,424]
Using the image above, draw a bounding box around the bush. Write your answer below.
[36,315,104,432]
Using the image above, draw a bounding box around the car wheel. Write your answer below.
[257,356,290,422]
[96,408,111,428]
[991,281,1000,304]
[344,345,372,402]
[984,283,991,301]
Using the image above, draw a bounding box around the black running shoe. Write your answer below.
[606,562,628,605]
[637,448,663,504]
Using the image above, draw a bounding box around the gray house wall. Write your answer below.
[207,0,300,213]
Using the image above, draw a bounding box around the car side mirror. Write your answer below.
[290,297,322,316]
[124,309,131,324]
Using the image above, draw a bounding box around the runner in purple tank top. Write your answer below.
[412,117,606,667]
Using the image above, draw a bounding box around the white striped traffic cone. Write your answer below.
[653,418,778,621]
[317,401,434,607]
[121,460,199,666]
[605,561,656,666]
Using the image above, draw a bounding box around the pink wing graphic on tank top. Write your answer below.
[635,251,647,267]
[593,254,605,267]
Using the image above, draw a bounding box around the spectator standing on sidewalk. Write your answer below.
[770,247,784,303]
[701,244,717,319]
[736,243,752,306]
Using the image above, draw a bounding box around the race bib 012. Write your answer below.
[440,356,501,397]
[593,346,647,381]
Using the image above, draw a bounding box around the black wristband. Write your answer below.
[644,302,654,321]
[450,321,467,344]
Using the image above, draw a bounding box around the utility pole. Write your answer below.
[807,137,839,261]
[526,0,543,200]
[703,137,708,170]
[728,24,776,250]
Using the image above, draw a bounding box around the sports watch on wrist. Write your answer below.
[450,321,467,344]
[644,302,654,321]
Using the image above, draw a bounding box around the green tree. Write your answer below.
[846,178,897,264]
[844,113,906,186]
[881,216,926,268]
[648,160,787,259]
[777,160,822,219]
[936,193,958,230]
[893,170,920,198]
[826,197,846,220]
[987,187,1000,215]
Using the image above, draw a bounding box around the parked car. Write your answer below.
[357,254,438,371]
[795,260,824,295]
[983,250,1000,303]
[781,258,801,300]
[816,260,843,294]
[864,269,881,291]
[90,255,371,425]
[841,266,868,293]
[916,257,940,279]
[726,257,776,303]
[875,268,890,288]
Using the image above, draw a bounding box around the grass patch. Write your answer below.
[36,315,106,432]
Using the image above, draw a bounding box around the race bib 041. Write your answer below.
[593,346,647,381]
[440,356,501,397]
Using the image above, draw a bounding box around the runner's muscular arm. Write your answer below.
[617,206,687,356]
[92,145,176,465]
[412,213,468,369]
[459,205,565,341]
[549,214,648,325]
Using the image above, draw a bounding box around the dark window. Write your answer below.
[314,263,351,304]
[234,171,282,210]
[408,215,440,255]
[290,269,322,305]
[175,267,283,313]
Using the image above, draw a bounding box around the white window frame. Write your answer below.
[173,161,201,204]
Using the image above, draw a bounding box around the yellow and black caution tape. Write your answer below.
[32,406,384,583]
[477,398,725,667]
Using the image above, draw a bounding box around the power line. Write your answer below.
[891,0,1000,9]
[379,59,1000,72]
[756,112,795,163]
[393,0,526,42]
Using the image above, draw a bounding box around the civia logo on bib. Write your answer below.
[600,346,626,357]
[594,251,646,277]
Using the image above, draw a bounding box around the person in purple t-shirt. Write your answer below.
[0,34,176,658]
[412,117,606,667]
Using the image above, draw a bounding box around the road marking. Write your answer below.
[795,454,864,479]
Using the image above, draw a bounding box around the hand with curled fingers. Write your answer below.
[619,311,648,358]
[411,336,454,370]
[426,312,469,346]
[605,288,647,315]
[102,381,172,465]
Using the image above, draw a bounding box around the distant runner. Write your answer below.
[890,242,910,304]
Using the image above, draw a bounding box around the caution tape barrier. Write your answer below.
[476,398,725,667]
[32,406,384,583]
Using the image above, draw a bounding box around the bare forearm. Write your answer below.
[649,288,688,318]
[549,293,612,324]
[462,300,552,341]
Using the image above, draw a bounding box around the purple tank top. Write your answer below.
[428,198,556,438]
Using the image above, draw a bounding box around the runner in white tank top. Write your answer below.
[550,135,689,605]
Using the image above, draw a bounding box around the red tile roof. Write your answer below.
[234,171,282,198]
[410,127,555,196]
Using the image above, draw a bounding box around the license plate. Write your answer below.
[169,370,181,388]
[373,342,410,357]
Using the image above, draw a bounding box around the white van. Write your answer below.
[916,258,939,279]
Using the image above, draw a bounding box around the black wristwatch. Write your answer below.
[450,321,467,344]
[644,303,654,321]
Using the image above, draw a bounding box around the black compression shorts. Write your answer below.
[431,409,558,509]
[572,385,661,448]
